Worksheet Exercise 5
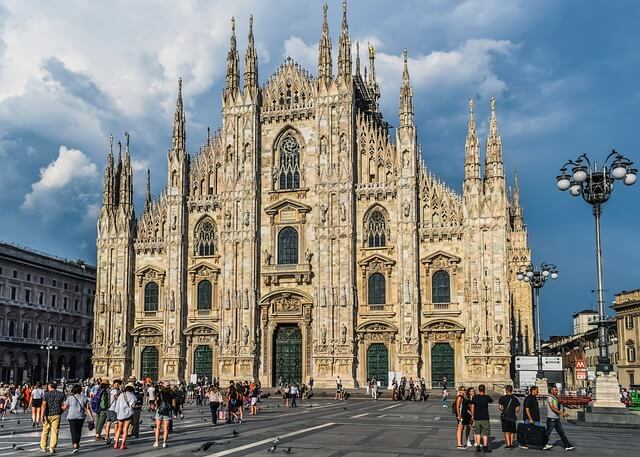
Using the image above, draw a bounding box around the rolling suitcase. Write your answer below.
[517,422,548,450]
[217,409,227,422]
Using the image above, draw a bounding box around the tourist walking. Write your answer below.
[441,386,449,407]
[290,384,299,407]
[64,384,94,454]
[249,383,260,416]
[104,379,121,445]
[147,383,156,411]
[470,384,493,453]
[112,383,138,450]
[207,386,223,424]
[519,385,542,450]
[40,382,67,454]
[498,385,520,449]
[31,382,45,427]
[92,380,111,442]
[154,382,175,448]
[543,385,575,451]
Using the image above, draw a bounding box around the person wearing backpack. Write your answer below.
[104,379,122,445]
[64,384,94,454]
[154,382,175,448]
[93,380,111,442]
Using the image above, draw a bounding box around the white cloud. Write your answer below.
[283,36,317,71]
[22,146,98,217]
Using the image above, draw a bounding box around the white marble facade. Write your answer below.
[92,3,533,388]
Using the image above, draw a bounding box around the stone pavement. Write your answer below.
[0,394,638,456]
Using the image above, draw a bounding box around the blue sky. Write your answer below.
[0,0,638,337]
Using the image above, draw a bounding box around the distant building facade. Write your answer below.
[93,4,533,388]
[0,242,95,383]
[544,309,618,390]
[614,289,640,388]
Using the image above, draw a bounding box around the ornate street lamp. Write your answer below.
[556,150,636,374]
[517,263,559,378]
[40,338,58,384]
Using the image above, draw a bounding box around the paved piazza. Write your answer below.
[1,394,637,456]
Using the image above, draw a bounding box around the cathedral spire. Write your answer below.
[144,168,152,211]
[337,0,352,80]
[512,172,524,230]
[464,97,480,182]
[317,3,333,87]
[484,96,504,181]
[244,15,259,93]
[398,49,413,127]
[172,78,186,152]
[102,134,115,207]
[355,41,361,76]
[224,17,240,100]
[118,131,133,210]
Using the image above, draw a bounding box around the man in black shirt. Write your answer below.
[519,386,541,449]
[470,384,494,453]
[523,386,540,423]
[498,385,520,449]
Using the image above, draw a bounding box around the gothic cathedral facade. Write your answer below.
[92,3,533,388]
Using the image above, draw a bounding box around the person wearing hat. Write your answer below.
[112,383,138,450]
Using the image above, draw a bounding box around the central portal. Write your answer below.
[367,343,389,386]
[272,324,302,386]
[431,342,454,387]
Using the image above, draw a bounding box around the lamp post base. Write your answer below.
[535,377,549,394]
[592,371,624,409]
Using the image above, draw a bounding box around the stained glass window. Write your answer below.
[278,136,301,190]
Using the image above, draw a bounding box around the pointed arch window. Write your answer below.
[144,282,159,312]
[197,280,212,310]
[368,273,386,308]
[277,227,298,265]
[432,270,450,304]
[366,209,387,248]
[277,136,301,190]
[194,219,216,256]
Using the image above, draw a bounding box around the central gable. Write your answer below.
[262,57,317,113]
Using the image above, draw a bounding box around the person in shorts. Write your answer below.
[30,382,45,427]
[104,379,122,445]
[498,385,520,449]
[154,382,175,448]
[470,384,493,453]
[113,383,138,450]
[454,386,468,449]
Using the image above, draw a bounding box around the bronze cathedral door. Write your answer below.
[272,325,302,386]
[431,342,454,387]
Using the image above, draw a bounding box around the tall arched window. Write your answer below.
[36,324,43,340]
[197,280,212,310]
[22,322,29,338]
[366,209,387,247]
[278,136,301,190]
[432,270,451,303]
[195,219,216,256]
[144,282,159,312]
[277,227,298,265]
[368,273,386,307]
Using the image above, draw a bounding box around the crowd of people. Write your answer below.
[451,384,576,452]
[0,377,598,454]
[0,377,266,453]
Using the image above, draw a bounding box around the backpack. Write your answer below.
[91,388,104,413]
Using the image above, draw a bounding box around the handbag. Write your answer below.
[88,420,95,431]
